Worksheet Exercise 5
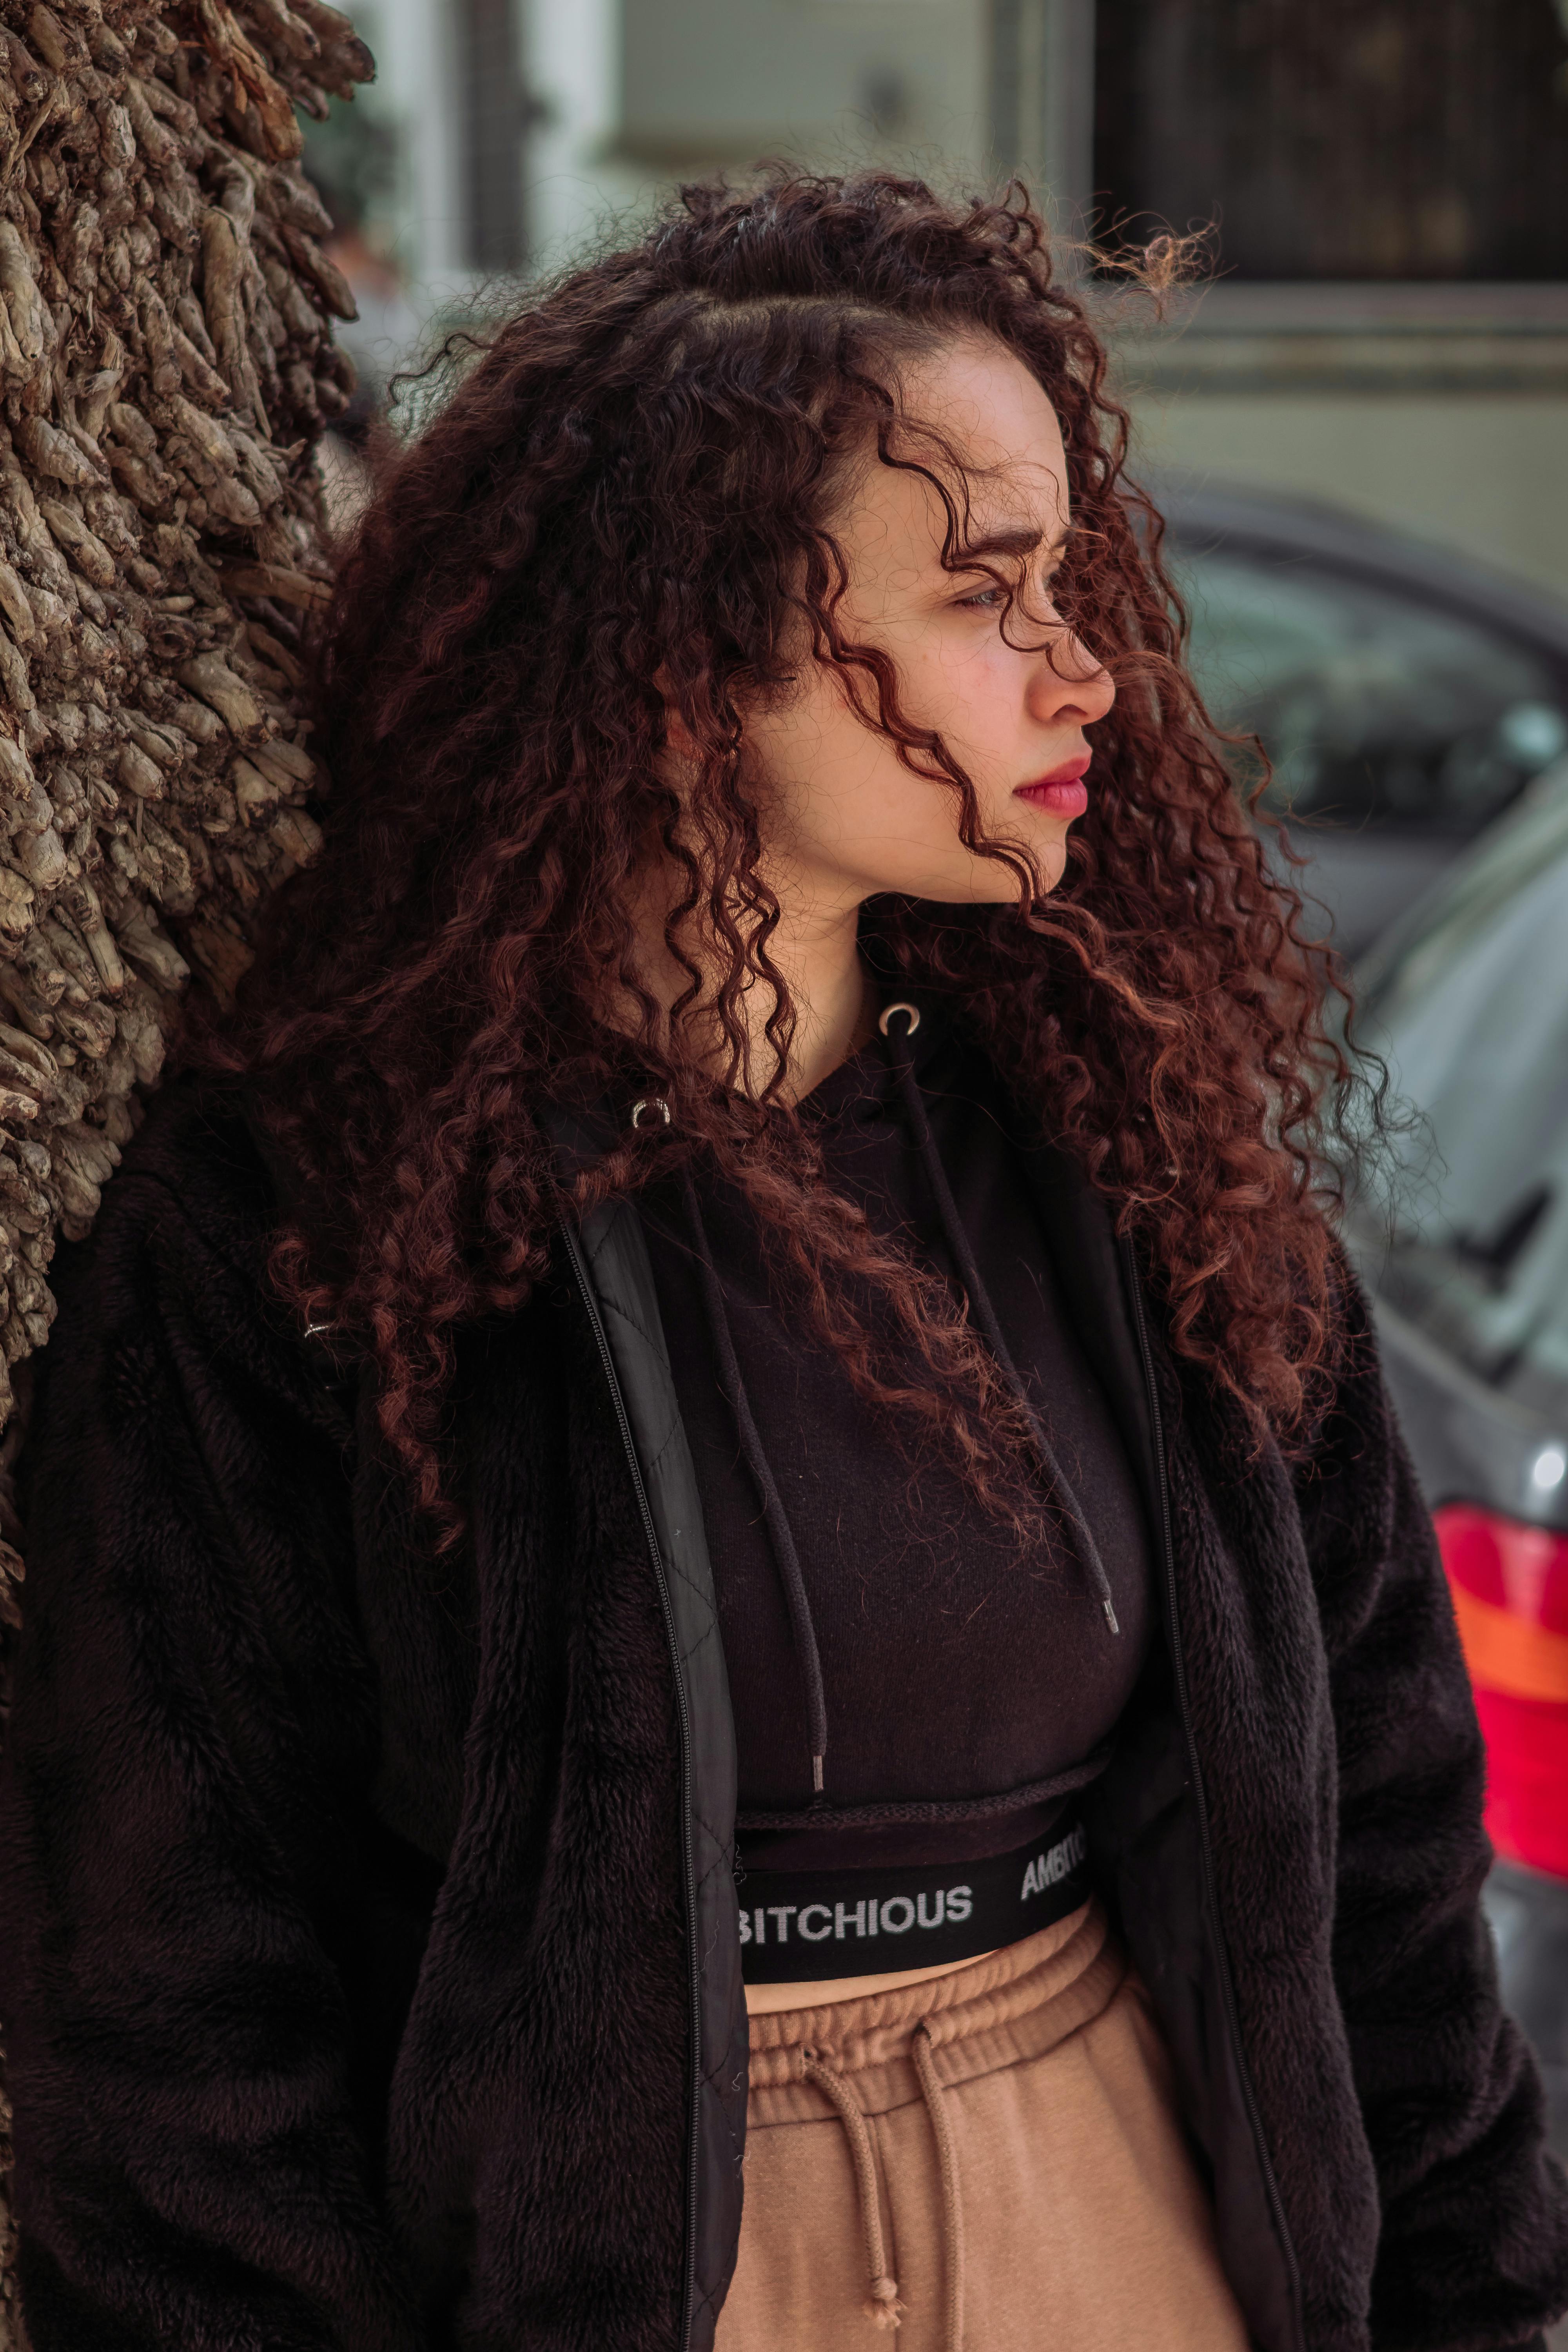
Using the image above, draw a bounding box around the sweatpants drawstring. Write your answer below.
[913,2024,965,2352]
[800,2053,906,2331]
[801,2023,966,2349]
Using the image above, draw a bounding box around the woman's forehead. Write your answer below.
[828,341,1070,571]
[838,452,1071,593]
[896,336,1063,466]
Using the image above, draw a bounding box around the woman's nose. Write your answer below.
[1028,630,1116,729]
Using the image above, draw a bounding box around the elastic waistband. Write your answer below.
[738,1804,1091,1983]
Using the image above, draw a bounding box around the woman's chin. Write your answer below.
[866,838,1063,909]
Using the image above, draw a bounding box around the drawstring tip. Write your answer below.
[1102,1598,1121,1635]
[812,1753,825,1795]
[864,2278,906,2330]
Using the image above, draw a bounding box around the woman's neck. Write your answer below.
[767,898,877,1100]
[623,867,877,1103]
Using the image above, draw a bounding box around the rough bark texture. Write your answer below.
[0,0,371,2334]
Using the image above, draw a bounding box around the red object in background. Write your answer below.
[1435,1502,1568,1882]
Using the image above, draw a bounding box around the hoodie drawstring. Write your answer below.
[668,993,1116,1808]
[681,1170,830,1795]
[878,1003,1121,1637]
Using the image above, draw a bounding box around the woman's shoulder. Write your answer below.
[89,1072,283,1268]
[42,1073,303,1410]
[22,1074,362,1541]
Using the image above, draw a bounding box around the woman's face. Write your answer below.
[743,335,1116,920]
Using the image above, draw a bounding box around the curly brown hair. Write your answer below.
[203,166,1352,1537]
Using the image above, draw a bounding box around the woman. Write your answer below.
[0,170,1563,2352]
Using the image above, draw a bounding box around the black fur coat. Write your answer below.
[0,1080,1565,2351]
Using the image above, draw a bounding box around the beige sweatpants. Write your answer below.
[717,1900,1252,2352]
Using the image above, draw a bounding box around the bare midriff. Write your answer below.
[744,1945,1000,2015]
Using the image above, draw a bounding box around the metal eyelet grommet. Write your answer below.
[630,1096,672,1129]
[877,1001,921,1038]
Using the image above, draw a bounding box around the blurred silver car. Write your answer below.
[1157,481,1568,956]
[1347,759,1568,2158]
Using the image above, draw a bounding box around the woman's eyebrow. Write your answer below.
[951,523,1071,564]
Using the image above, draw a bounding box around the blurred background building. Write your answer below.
[302,0,1568,597]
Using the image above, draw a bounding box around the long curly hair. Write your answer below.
[203,167,1353,1538]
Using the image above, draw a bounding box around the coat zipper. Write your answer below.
[1121,1236,1305,2352]
[563,1221,702,2352]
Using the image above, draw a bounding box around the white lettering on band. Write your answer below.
[1021,1825,1088,1902]
[742,1860,1044,1965]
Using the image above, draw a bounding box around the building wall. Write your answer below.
[341,0,1568,615]
[617,0,989,175]
[524,0,997,280]
[1132,389,1568,603]
[356,0,466,282]
[1107,283,1568,603]
[526,0,634,279]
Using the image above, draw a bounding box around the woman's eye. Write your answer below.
[956,568,1065,615]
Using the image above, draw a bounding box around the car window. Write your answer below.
[1169,544,1568,839]
[1349,758,1568,1419]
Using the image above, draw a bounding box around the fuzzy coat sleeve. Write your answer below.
[1299,1276,1568,2351]
[0,1093,423,2352]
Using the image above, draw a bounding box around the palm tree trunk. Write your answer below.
[0,0,372,2333]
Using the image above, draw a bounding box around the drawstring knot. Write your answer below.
[865,2277,906,2331]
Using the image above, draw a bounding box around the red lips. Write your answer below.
[1013,753,1090,818]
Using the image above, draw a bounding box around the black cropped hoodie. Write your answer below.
[641,998,1153,1875]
